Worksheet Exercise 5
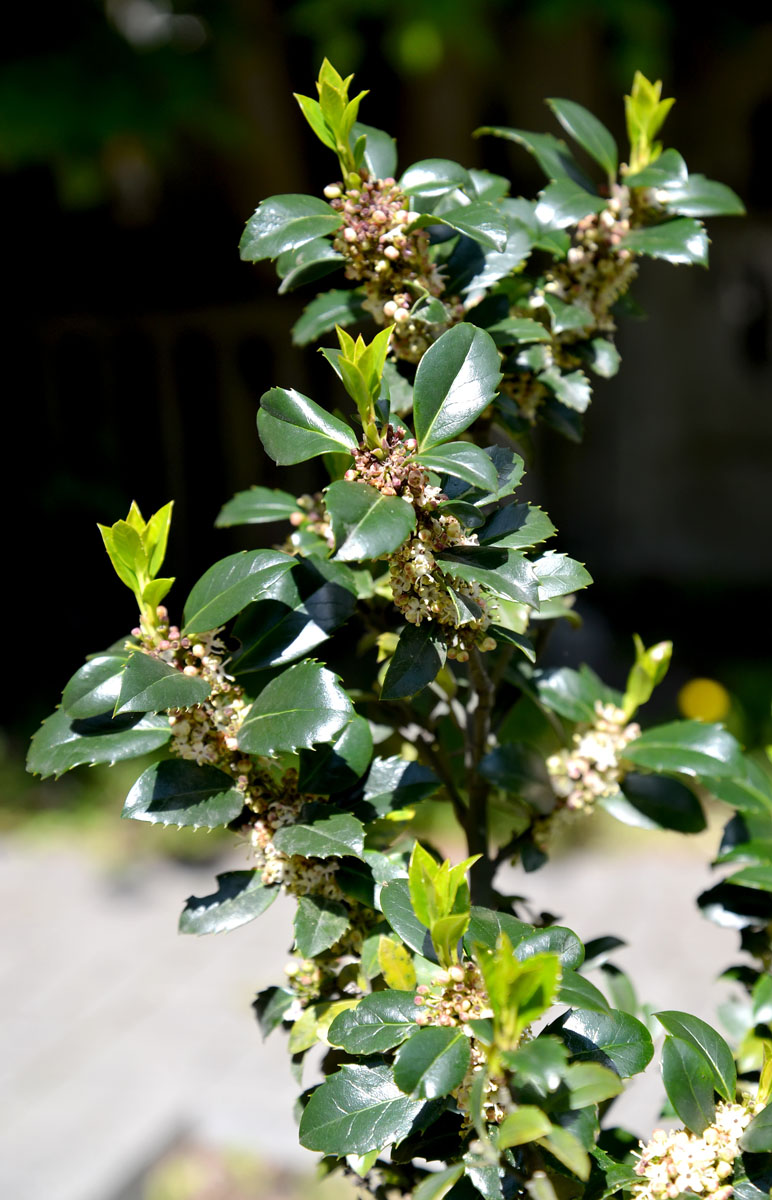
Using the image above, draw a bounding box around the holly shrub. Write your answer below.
[29,61,772,1200]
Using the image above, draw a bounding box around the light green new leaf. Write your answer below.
[182,549,296,634]
[123,760,245,828]
[258,387,358,465]
[115,652,211,714]
[394,1026,471,1099]
[413,1165,465,1200]
[498,1106,553,1149]
[413,324,502,451]
[239,194,342,262]
[537,1125,591,1180]
[326,480,416,561]
[564,1062,623,1107]
[238,661,352,756]
[179,871,278,935]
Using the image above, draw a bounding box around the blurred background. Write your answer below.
[4,2,772,1198]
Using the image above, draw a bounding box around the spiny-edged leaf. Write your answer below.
[621,218,709,266]
[539,367,592,413]
[273,813,365,860]
[359,757,440,819]
[664,174,745,219]
[299,1061,438,1155]
[178,871,278,935]
[413,1165,465,1200]
[115,652,210,715]
[298,715,373,794]
[425,201,507,250]
[498,1106,553,1149]
[293,287,367,346]
[381,877,435,959]
[486,316,551,346]
[353,121,397,178]
[182,549,296,634]
[624,148,688,189]
[602,773,706,833]
[253,985,295,1038]
[623,720,745,779]
[276,238,343,293]
[546,98,618,178]
[326,480,416,561]
[461,211,536,296]
[294,894,349,957]
[238,660,352,756]
[564,1062,623,1107]
[61,653,129,718]
[535,179,605,229]
[661,1035,716,1134]
[382,622,447,700]
[400,157,471,199]
[740,1100,772,1153]
[440,547,540,608]
[379,937,417,990]
[488,626,536,662]
[413,324,502,451]
[27,708,171,779]
[230,558,357,676]
[558,969,610,1013]
[701,760,772,815]
[533,552,592,601]
[239,194,342,261]
[476,126,593,190]
[479,504,556,551]
[215,486,298,528]
[655,1011,737,1101]
[553,1008,654,1077]
[328,990,420,1054]
[464,907,534,954]
[394,1026,471,1099]
[515,927,585,970]
[413,442,499,492]
[537,1124,591,1181]
[122,760,245,828]
[542,294,594,335]
[258,387,358,465]
[536,664,622,722]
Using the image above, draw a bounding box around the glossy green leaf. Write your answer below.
[239,194,342,261]
[654,1011,736,1101]
[298,716,373,793]
[215,486,298,528]
[273,813,365,860]
[276,238,343,293]
[122,760,245,828]
[740,1100,772,1152]
[298,1062,434,1155]
[292,288,367,346]
[558,969,610,1013]
[479,504,556,551]
[258,387,358,465]
[182,549,296,634]
[603,773,706,833]
[504,1036,569,1094]
[326,480,416,561]
[555,1008,654,1076]
[726,865,772,892]
[353,121,398,178]
[394,1026,471,1099]
[440,547,540,608]
[464,907,534,954]
[382,623,448,700]
[401,158,471,199]
[535,180,605,229]
[701,760,772,815]
[238,661,352,756]
[515,927,584,970]
[476,126,592,190]
[461,210,535,295]
[486,317,551,346]
[115,651,210,714]
[664,175,745,218]
[253,986,295,1038]
[413,442,499,492]
[498,1106,553,1149]
[624,148,687,189]
[621,218,709,266]
[294,894,349,957]
[179,871,278,934]
[537,1124,591,1180]
[422,202,507,251]
[661,1035,716,1134]
[413,1165,465,1200]
[61,653,129,718]
[542,295,594,335]
[539,367,592,413]
[381,878,435,959]
[537,664,621,722]
[546,98,618,178]
[328,990,420,1054]
[583,337,621,379]
[564,1061,623,1107]
[623,720,745,779]
[533,553,592,600]
[27,708,171,778]
[360,757,440,818]
[413,324,501,451]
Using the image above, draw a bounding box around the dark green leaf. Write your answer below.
[654,1011,736,1101]
[353,121,398,178]
[423,202,507,251]
[503,1036,569,1094]
[546,98,618,178]
[215,486,298,528]
[701,762,772,815]
[440,548,540,608]
[741,1101,772,1153]
[382,623,448,700]
[533,553,592,600]
[726,866,772,893]
[122,760,245,828]
[554,1008,654,1076]
[624,149,688,189]
[298,716,373,793]
[559,970,610,1013]
[413,324,502,451]
[299,1062,436,1155]
[328,990,420,1054]
[115,652,210,714]
[461,210,535,295]
[623,720,745,779]
[239,194,342,261]
[661,1035,716,1134]
[381,877,435,959]
[253,986,295,1038]
[468,168,510,201]
[604,773,706,833]
[539,367,592,413]
[182,549,296,634]
[542,295,594,334]
[258,387,358,465]
[276,238,344,293]
[664,175,745,218]
[294,894,349,956]
[360,757,440,819]
[179,871,278,935]
[486,317,550,346]
[401,158,471,200]
[480,505,556,551]
[292,288,367,346]
[394,1026,471,1099]
[414,442,499,492]
[326,480,416,561]
[487,626,536,662]
[273,813,365,860]
[537,665,620,723]
[27,708,171,779]
[516,927,585,970]
[476,126,593,190]
[535,180,605,229]
[621,218,709,266]
[238,661,352,756]
[61,653,129,718]
[582,338,621,379]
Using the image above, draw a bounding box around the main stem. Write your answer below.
[466,648,496,906]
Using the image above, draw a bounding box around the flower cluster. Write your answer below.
[249,770,342,900]
[632,1100,761,1200]
[324,176,459,361]
[288,493,334,552]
